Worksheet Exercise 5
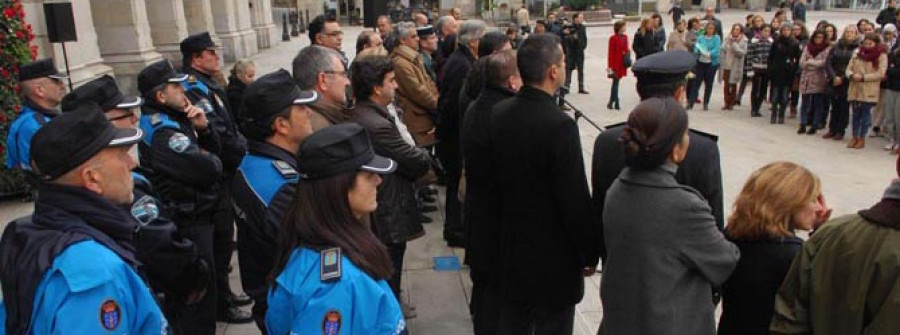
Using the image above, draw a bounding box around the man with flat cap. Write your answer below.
[591,50,725,265]
[60,75,210,312]
[180,31,252,324]
[231,69,318,331]
[0,102,167,334]
[417,25,439,81]
[6,58,67,175]
[136,59,227,333]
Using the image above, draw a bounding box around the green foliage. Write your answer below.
[0,0,37,195]
[566,0,601,10]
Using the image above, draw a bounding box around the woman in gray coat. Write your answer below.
[599,97,740,335]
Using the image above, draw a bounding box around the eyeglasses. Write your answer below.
[107,110,136,122]
[323,70,349,78]
[320,31,344,37]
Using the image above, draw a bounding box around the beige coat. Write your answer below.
[719,34,747,84]
[847,51,888,103]
[517,7,529,27]
[391,44,439,147]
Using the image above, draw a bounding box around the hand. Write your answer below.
[813,194,833,230]
[183,98,209,131]
[582,266,597,277]
[852,73,863,82]
[833,76,843,86]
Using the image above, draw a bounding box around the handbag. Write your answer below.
[623,52,633,68]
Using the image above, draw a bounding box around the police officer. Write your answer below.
[136,59,224,334]
[0,102,166,334]
[591,50,725,265]
[179,32,252,324]
[266,123,406,335]
[60,75,210,306]
[5,59,67,174]
[231,69,317,331]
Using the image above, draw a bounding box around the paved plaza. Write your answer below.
[1,9,898,335]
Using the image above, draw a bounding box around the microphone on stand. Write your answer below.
[558,86,605,133]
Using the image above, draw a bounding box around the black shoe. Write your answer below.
[778,116,785,124]
[420,214,433,223]
[806,127,816,135]
[687,104,694,110]
[703,105,709,111]
[228,293,253,307]
[218,306,254,324]
[614,103,621,110]
[578,89,590,94]
[607,102,614,110]
[419,204,437,213]
[797,126,806,134]
[751,111,762,117]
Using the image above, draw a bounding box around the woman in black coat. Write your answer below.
[634,18,661,59]
[718,161,831,335]
[823,25,860,140]
[226,59,256,120]
[769,25,801,124]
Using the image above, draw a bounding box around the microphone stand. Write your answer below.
[560,95,604,133]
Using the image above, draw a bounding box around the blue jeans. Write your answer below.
[851,102,874,137]
[801,93,826,127]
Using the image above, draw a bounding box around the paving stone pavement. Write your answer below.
[0,8,897,335]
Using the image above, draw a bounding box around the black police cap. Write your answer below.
[632,50,696,86]
[19,58,67,82]
[138,60,189,95]
[61,75,142,113]
[417,25,435,37]
[180,32,218,56]
[31,101,142,180]
[242,69,318,125]
[297,123,396,180]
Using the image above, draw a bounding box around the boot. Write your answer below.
[770,111,777,124]
[833,132,844,141]
[797,125,806,134]
[806,126,816,135]
[607,101,614,110]
[856,138,866,149]
[847,137,858,148]
[822,132,834,139]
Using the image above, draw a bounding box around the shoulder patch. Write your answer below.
[131,195,160,226]
[320,247,342,282]
[272,160,298,179]
[322,310,342,335]
[150,113,163,126]
[168,133,191,153]
[196,98,215,114]
[99,299,121,331]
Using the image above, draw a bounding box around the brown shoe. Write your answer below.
[822,132,834,139]
[856,138,866,149]
[847,137,858,148]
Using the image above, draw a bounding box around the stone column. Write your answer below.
[211,0,259,62]
[89,0,163,95]
[22,0,113,88]
[146,0,189,62]
[250,0,278,49]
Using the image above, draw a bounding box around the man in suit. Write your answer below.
[591,50,725,265]
[489,34,597,334]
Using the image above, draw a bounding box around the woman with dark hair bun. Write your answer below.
[266,123,408,334]
[600,97,739,335]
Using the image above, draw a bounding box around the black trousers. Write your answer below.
[470,270,502,335]
[498,301,575,335]
[213,188,237,316]
[165,224,217,335]
[387,242,407,296]
[751,71,770,113]
[830,88,851,135]
[442,171,464,242]
[565,51,585,90]
[608,78,621,107]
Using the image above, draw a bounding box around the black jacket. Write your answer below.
[231,140,297,301]
[718,237,803,335]
[592,124,724,264]
[769,36,801,86]
[0,184,141,335]
[878,7,898,27]
[438,45,476,176]
[226,76,247,122]
[886,50,900,91]
[563,23,588,55]
[633,30,662,59]
[351,100,431,244]
[489,86,596,308]
[184,67,248,177]
[138,103,223,225]
[460,85,516,279]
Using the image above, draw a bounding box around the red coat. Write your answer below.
[608,33,630,79]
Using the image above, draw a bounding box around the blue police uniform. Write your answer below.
[5,101,57,170]
[28,241,168,334]
[232,140,298,323]
[266,247,407,335]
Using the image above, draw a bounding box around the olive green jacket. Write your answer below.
[771,182,900,334]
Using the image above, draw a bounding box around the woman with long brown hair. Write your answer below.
[718,162,830,335]
[633,17,661,59]
[266,123,407,334]
[847,32,888,149]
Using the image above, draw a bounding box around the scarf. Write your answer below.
[858,43,886,69]
[807,41,828,57]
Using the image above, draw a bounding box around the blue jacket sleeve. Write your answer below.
[7,117,42,170]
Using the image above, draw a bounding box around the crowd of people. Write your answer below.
[0,4,898,335]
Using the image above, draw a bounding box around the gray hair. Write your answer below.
[230,59,255,77]
[292,45,341,90]
[436,16,455,35]
[458,20,487,47]
[394,21,417,40]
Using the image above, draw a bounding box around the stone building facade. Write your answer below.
[23,0,278,94]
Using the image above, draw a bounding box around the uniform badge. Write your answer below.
[322,310,341,335]
[99,299,121,331]
[131,195,159,226]
[320,248,342,281]
[187,75,197,83]
[168,133,191,153]
[197,98,214,114]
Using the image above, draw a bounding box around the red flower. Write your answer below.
[15,30,24,39]
[29,45,38,60]
[1,68,9,79]
[3,8,15,19]
[0,113,7,124]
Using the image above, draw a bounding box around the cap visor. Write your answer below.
[292,91,320,105]
[360,155,396,174]
[116,96,143,109]
[48,73,69,80]
[168,73,189,83]
[109,127,143,147]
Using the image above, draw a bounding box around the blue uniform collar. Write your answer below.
[248,140,298,170]
[23,98,59,118]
